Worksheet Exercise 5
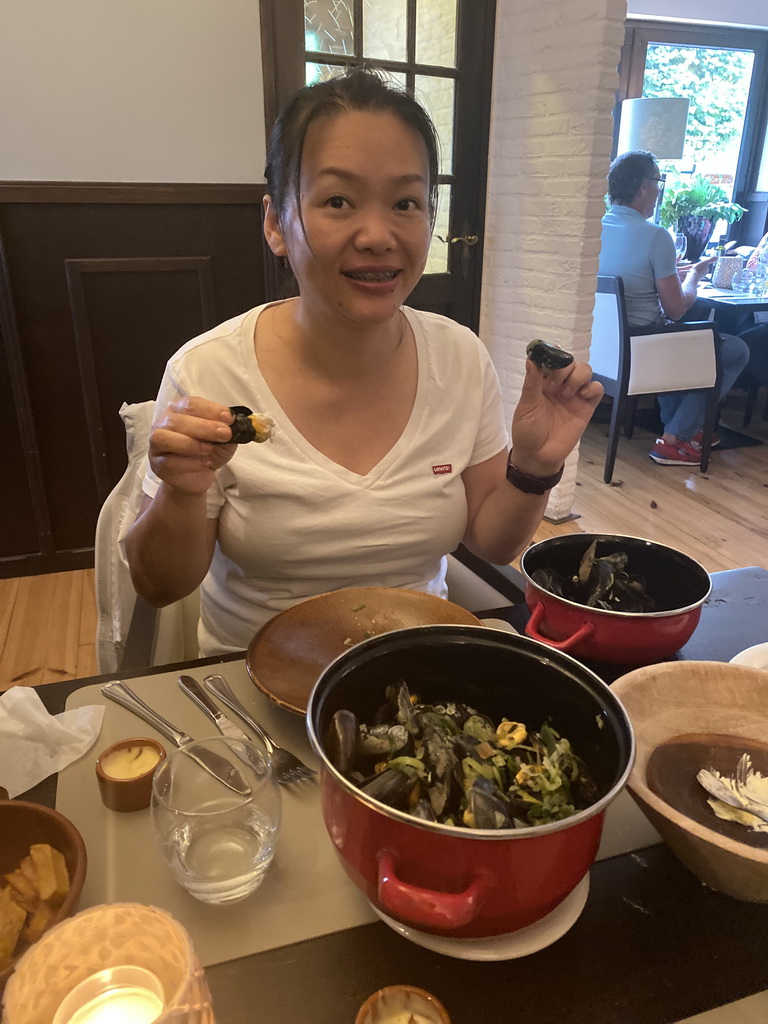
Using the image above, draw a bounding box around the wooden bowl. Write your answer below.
[0,801,87,989]
[611,661,768,902]
[246,587,483,715]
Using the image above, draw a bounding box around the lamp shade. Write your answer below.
[617,97,690,160]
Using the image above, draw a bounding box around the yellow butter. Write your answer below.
[101,745,161,780]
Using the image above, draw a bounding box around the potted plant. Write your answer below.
[658,174,747,262]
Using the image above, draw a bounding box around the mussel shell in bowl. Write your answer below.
[521,534,711,664]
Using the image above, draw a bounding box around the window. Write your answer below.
[617,20,768,245]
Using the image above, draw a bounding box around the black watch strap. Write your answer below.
[505,458,564,495]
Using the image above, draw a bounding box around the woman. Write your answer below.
[126,70,603,656]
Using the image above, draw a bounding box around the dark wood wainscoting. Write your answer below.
[0,182,268,578]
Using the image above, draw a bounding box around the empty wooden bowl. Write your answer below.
[611,661,768,903]
[246,587,483,714]
[0,801,87,989]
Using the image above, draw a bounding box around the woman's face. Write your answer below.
[264,109,432,328]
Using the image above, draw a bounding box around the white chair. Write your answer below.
[590,276,721,484]
[94,401,200,674]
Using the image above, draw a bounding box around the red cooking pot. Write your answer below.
[521,534,711,665]
[306,625,634,940]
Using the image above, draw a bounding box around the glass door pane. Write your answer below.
[302,0,460,275]
[304,0,354,55]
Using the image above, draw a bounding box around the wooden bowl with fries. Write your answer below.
[0,800,87,989]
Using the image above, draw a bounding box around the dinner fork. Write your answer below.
[203,674,316,785]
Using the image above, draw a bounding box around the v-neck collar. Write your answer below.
[242,304,428,487]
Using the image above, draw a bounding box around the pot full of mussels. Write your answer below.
[521,534,711,664]
[306,625,634,940]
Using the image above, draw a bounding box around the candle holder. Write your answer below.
[2,904,214,1024]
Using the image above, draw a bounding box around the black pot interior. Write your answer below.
[310,626,633,799]
[522,535,710,612]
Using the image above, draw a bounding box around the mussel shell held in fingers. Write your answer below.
[526,339,575,372]
[226,405,275,444]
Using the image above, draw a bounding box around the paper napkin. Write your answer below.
[0,686,104,798]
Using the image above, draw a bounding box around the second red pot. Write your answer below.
[521,534,711,664]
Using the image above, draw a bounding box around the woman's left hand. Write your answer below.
[510,358,604,476]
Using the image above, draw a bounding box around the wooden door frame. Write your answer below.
[258,0,497,332]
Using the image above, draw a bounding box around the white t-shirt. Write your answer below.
[143,303,508,656]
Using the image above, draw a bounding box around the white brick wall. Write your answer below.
[481,0,627,520]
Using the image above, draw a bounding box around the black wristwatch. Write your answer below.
[505,456,564,495]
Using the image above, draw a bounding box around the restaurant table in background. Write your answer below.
[688,284,768,338]
[23,565,768,1024]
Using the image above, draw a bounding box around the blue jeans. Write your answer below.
[657,332,750,441]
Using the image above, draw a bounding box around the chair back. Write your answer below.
[589,276,627,384]
[94,401,200,673]
[627,326,718,395]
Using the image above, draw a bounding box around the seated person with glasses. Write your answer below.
[598,150,749,466]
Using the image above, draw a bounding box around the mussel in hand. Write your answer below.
[226,405,275,444]
[526,339,574,372]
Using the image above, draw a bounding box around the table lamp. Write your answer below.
[617,97,690,160]
[2,903,215,1024]
[617,97,691,222]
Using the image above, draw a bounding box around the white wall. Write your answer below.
[481,0,627,521]
[0,0,266,183]
[627,0,768,28]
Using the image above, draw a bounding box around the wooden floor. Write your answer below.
[1,392,766,691]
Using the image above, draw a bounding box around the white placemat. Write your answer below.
[58,660,375,968]
[58,657,660,968]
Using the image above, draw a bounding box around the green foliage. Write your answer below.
[643,43,753,158]
[658,174,747,230]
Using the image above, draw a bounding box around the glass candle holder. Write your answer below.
[3,904,214,1024]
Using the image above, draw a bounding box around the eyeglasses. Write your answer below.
[646,174,666,184]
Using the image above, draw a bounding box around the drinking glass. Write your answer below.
[751,264,767,296]
[674,233,687,261]
[151,735,281,904]
[731,268,753,294]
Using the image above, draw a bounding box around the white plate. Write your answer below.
[372,874,589,961]
[729,642,768,671]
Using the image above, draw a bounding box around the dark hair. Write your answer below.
[265,68,440,226]
[607,150,658,206]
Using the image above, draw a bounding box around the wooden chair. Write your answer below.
[590,276,722,484]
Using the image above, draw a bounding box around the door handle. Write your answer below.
[450,234,479,246]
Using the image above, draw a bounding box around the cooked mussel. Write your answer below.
[226,405,275,444]
[526,339,574,372]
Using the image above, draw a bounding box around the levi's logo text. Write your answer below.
[432,464,452,476]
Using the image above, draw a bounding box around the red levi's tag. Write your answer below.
[432,464,452,476]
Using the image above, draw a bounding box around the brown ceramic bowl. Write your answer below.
[355,984,451,1024]
[611,660,768,903]
[0,800,87,990]
[95,738,167,812]
[246,587,482,715]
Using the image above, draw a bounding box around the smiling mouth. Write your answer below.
[342,270,400,282]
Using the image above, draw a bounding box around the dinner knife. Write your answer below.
[177,675,269,777]
[101,681,251,797]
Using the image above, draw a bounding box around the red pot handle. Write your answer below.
[525,602,595,652]
[377,849,492,930]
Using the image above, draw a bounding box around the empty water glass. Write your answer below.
[151,735,282,904]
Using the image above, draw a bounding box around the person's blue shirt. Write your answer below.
[598,205,678,326]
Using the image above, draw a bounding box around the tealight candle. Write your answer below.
[52,965,164,1024]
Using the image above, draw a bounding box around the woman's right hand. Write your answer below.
[148,397,236,495]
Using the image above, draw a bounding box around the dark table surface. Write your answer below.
[26,564,768,1024]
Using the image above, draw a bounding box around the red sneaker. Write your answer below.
[691,429,721,448]
[648,438,702,466]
